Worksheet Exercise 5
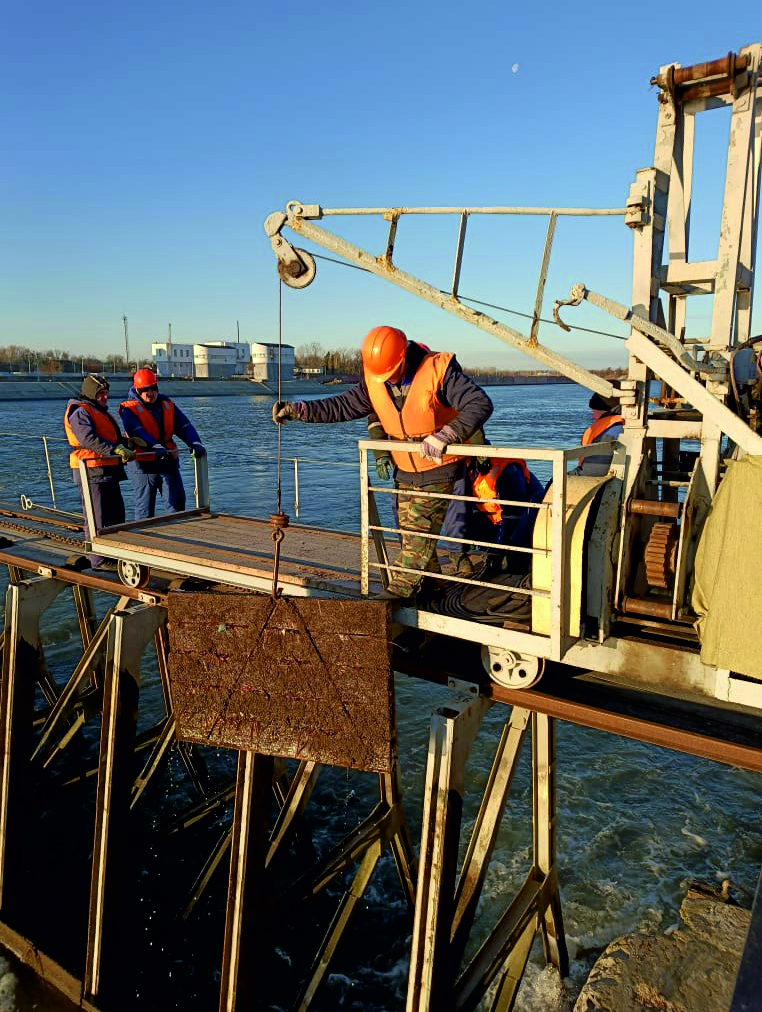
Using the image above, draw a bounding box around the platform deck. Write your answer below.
[90,510,385,597]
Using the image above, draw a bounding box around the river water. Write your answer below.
[0,386,760,1011]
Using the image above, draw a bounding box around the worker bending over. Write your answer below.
[119,368,206,520]
[64,373,136,569]
[273,325,493,600]
[462,453,545,573]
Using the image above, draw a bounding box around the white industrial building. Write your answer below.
[151,341,252,379]
[249,342,295,382]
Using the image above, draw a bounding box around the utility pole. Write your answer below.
[122,315,130,373]
[168,322,172,378]
[236,319,240,344]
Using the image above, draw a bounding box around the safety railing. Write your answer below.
[0,430,68,510]
[358,439,615,662]
[77,453,210,538]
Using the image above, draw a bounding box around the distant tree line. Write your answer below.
[0,346,147,375]
[295,342,625,380]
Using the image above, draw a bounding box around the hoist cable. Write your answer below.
[276,278,283,514]
[308,251,627,342]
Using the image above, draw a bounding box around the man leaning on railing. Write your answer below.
[273,325,493,601]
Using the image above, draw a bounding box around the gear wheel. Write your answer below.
[644,521,679,589]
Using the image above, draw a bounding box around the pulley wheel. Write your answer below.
[118,559,151,589]
[277,248,316,289]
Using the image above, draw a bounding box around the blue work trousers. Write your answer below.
[129,462,186,520]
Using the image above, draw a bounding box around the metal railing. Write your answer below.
[358,439,614,662]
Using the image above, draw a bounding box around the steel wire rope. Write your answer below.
[307,251,628,342]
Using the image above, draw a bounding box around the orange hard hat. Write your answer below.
[134,368,158,390]
[361,326,408,382]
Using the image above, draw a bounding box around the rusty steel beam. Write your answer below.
[487,673,762,774]
[0,547,168,605]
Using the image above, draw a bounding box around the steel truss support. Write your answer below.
[215,747,416,1012]
[84,600,163,1002]
[407,701,567,1012]
[0,576,66,911]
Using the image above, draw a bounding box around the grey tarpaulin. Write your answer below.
[692,455,762,678]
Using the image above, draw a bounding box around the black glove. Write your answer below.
[191,442,206,458]
[374,453,393,481]
[114,444,136,463]
[272,401,303,425]
[151,443,169,460]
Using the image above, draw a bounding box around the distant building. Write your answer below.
[151,341,252,379]
[151,342,194,378]
[194,341,250,379]
[249,342,295,382]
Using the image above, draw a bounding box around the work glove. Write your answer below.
[374,453,393,481]
[420,425,458,463]
[474,455,492,475]
[114,444,136,463]
[191,442,206,458]
[127,436,149,450]
[151,443,170,460]
[272,401,304,425]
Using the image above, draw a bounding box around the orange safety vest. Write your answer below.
[365,352,458,473]
[64,401,122,469]
[119,399,179,460]
[472,459,530,525]
[579,413,624,465]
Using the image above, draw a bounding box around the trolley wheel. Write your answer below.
[117,559,151,589]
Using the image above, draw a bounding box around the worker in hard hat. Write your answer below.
[571,392,624,477]
[273,325,493,599]
[64,373,136,569]
[119,368,206,520]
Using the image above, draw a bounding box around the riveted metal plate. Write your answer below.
[167,592,395,772]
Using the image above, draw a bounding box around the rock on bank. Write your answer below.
[574,889,751,1012]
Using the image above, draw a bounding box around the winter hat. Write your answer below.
[589,392,616,412]
[80,373,110,402]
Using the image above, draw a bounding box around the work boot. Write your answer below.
[94,559,119,573]
[454,552,475,578]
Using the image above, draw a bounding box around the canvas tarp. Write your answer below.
[692,455,762,678]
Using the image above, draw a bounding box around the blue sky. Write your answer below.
[2,2,760,369]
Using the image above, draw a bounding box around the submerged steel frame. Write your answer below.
[407,694,567,1012]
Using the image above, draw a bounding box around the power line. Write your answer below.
[308,251,627,341]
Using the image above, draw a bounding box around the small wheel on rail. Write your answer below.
[117,559,151,589]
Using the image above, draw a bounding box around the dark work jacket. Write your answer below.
[65,398,127,484]
[303,343,493,487]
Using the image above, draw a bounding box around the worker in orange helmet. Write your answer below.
[273,326,493,599]
[119,368,206,520]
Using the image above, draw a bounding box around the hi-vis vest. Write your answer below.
[472,459,530,525]
[64,401,121,469]
[365,352,458,473]
[579,413,624,465]
[119,399,178,460]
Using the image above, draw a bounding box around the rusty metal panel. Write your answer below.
[166,592,395,772]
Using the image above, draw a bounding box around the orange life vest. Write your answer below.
[119,399,178,460]
[579,413,624,465]
[365,352,458,473]
[64,401,122,469]
[472,459,530,525]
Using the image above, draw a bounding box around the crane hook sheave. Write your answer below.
[277,248,317,289]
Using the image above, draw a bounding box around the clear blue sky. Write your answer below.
[2,3,760,369]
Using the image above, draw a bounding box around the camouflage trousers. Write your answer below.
[388,480,452,597]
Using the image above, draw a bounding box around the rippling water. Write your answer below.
[1,387,760,1011]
